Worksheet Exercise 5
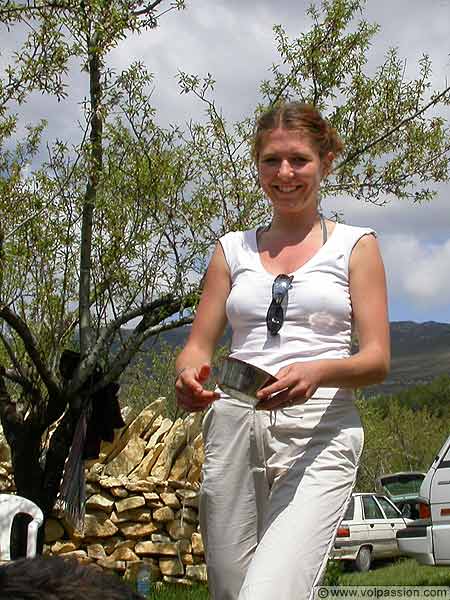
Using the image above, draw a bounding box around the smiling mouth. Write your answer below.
[274,185,302,193]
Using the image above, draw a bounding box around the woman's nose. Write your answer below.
[278,159,294,178]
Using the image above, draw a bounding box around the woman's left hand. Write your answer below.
[255,361,324,410]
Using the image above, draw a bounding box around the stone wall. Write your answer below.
[0,399,207,586]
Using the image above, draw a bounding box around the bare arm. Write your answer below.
[257,233,390,408]
[175,242,231,411]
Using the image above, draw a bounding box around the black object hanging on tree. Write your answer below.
[56,350,125,529]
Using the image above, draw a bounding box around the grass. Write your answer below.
[338,558,450,586]
[139,583,209,599]
[136,559,450,598]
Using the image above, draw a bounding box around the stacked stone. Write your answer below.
[2,399,208,585]
[44,475,206,584]
[0,432,13,492]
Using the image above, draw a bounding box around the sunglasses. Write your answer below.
[266,274,294,336]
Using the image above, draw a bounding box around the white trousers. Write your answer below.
[199,393,363,600]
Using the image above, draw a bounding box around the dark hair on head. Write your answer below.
[0,556,143,600]
[252,101,344,163]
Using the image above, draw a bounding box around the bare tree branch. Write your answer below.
[0,306,60,398]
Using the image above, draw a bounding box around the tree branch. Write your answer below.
[335,84,450,172]
[101,313,194,388]
[133,0,166,16]
[0,306,60,399]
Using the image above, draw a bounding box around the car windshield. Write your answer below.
[380,474,424,501]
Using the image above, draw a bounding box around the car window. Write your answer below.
[343,496,354,520]
[362,495,384,519]
[376,496,401,518]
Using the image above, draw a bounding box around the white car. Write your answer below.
[397,434,450,566]
[331,492,411,571]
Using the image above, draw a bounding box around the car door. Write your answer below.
[361,495,393,558]
[430,439,450,562]
[374,495,406,556]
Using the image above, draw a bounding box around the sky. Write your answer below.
[3,0,450,324]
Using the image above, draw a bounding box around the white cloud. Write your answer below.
[381,235,450,309]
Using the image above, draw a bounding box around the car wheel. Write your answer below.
[354,546,372,572]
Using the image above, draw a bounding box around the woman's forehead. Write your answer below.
[259,127,318,155]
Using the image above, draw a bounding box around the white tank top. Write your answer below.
[219,222,376,400]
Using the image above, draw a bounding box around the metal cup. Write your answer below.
[217,357,277,405]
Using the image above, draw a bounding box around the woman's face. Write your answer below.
[257,127,332,218]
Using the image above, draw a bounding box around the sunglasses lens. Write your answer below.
[267,274,293,335]
[266,302,284,335]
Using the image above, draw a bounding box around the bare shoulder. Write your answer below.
[349,232,382,271]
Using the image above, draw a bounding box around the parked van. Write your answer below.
[396,434,450,565]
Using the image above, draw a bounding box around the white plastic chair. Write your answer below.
[0,494,44,560]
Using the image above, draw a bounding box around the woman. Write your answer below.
[175,102,390,600]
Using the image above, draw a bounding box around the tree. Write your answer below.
[0,0,449,547]
[0,0,205,539]
[356,395,448,491]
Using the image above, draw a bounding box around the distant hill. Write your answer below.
[367,321,450,396]
[132,320,450,397]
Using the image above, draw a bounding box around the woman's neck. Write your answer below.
[268,209,322,240]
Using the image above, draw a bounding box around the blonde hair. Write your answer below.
[252,101,344,163]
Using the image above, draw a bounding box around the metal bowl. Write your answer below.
[217,357,277,405]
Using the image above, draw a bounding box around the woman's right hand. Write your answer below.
[175,364,220,412]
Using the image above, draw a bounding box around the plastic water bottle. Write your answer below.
[136,562,152,598]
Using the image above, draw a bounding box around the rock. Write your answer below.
[109,546,139,562]
[146,417,173,448]
[99,476,128,488]
[130,443,164,480]
[110,487,128,498]
[151,419,187,481]
[186,434,204,483]
[159,558,184,577]
[108,400,165,462]
[162,576,193,586]
[143,414,163,441]
[167,520,195,541]
[118,521,159,539]
[0,461,12,474]
[87,543,107,559]
[74,512,118,539]
[115,495,145,513]
[143,492,162,507]
[51,541,79,555]
[0,431,11,463]
[111,507,153,524]
[151,533,172,543]
[191,533,204,555]
[186,564,207,582]
[153,506,175,522]
[104,436,146,478]
[126,479,157,493]
[181,553,194,565]
[86,463,103,481]
[97,558,126,572]
[175,507,198,524]
[169,445,192,481]
[160,492,181,509]
[60,550,91,564]
[85,482,100,496]
[135,541,189,557]
[124,559,161,583]
[176,489,199,509]
[44,519,65,543]
[86,493,114,513]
